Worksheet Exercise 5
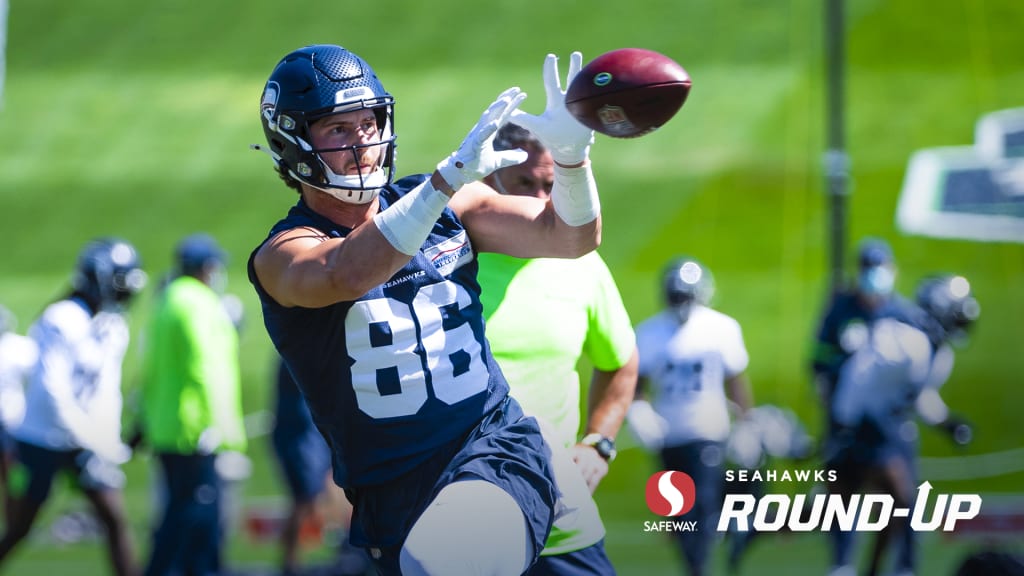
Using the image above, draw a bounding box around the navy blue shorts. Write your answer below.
[0,426,13,457]
[272,428,331,502]
[530,539,616,575]
[347,396,557,575]
[660,440,726,570]
[12,441,120,502]
[826,417,917,474]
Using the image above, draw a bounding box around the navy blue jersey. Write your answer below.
[249,175,510,489]
[811,290,930,388]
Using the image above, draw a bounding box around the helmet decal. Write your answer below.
[337,87,373,105]
[261,81,279,116]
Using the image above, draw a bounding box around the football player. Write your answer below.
[825,274,979,576]
[249,45,600,575]
[811,238,923,423]
[629,256,754,576]
[0,238,145,576]
[138,233,247,576]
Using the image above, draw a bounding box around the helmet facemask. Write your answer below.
[301,105,393,203]
[667,291,697,324]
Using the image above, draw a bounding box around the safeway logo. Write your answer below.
[645,471,696,517]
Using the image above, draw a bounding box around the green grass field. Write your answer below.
[2,0,1023,573]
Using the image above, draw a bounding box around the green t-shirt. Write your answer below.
[478,251,635,555]
[140,276,246,454]
[479,251,635,449]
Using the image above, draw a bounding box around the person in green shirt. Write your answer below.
[138,233,246,576]
[478,124,639,574]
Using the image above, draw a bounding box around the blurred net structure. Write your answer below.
[897,107,1024,244]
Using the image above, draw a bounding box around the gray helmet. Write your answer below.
[71,237,147,311]
[916,274,980,342]
[661,256,714,322]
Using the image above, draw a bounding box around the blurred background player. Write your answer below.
[811,238,921,435]
[137,233,247,576]
[811,237,930,576]
[0,304,38,524]
[825,274,980,576]
[628,256,753,576]
[0,237,146,576]
[270,357,369,576]
[271,357,331,576]
[478,123,638,574]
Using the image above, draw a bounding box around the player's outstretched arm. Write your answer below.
[256,89,531,308]
[452,52,601,258]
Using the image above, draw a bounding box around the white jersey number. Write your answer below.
[346,281,488,419]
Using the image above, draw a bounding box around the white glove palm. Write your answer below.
[437,87,529,191]
[510,52,595,166]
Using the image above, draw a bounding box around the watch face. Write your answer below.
[582,434,616,461]
[596,438,616,460]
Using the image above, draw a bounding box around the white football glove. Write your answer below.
[626,400,668,452]
[91,441,132,466]
[437,87,529,192]
[510,52,595,166]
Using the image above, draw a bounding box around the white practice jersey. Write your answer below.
[15,298,129,461]
[636,306,749,445]
[832,317,946,427]
[0,331,39,430]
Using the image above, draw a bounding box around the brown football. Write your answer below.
[565,48,691,138]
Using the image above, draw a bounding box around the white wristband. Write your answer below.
[551,163,599,226]
[436,153,468,193]
[373,179,451,256]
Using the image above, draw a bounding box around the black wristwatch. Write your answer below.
[581,433,617,462]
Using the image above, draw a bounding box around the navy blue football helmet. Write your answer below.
[916,274,980,343]
[662,256,715,323]
[175,233,226,276]
[72,238,147,311]
[258,44,396,204]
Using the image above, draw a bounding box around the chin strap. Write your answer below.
[315,182,380,205]
[317,165,384,205]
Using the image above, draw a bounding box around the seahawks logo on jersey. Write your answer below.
[423,231,473,277]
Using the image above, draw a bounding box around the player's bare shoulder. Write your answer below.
[254,226,334,306]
